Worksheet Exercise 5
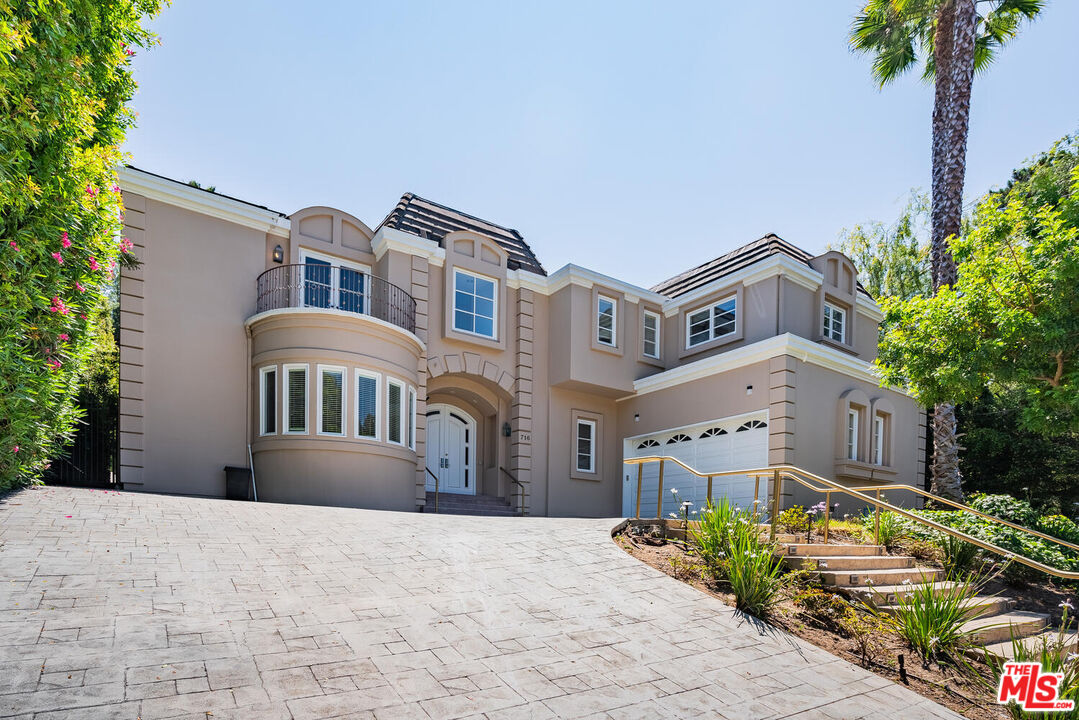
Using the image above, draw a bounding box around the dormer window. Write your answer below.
[686,296,736,348]
[824,302,846,343]
[453,269,497,339]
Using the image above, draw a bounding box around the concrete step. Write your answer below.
[875,595,1016,619]
[780,543,885,557]
[425,492,518,516]
[785,555,915,571]
[842,581,959,605]
[823,566,943,589]
[963,611,1049,646]
[981,628,1079,661]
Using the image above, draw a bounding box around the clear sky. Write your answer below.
[123,1,1079,288]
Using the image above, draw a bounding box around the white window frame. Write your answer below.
[316,364,346,437]
[407,387,417,451]
[258,366,277,436]
[299,248,371,312]
[642,310,660,359]
[685,295,737,349]
[824,302,846,344]
[576,419,596,473]
[872,414,885,465]
[386,377,406,446]
[596,295,617,347]
[452,268,498,340]
[846,408,859,461]
[354,369,381,441]
[282,363,309,435]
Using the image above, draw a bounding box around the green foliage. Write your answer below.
[1039,515,1079,545]
[724,519,785,618]
[874,572,983,668]
[934,533,981,575]
[860,509,908,549]
[849,0,1045,86]
[689,497,740,570]
[779,505,811,534]
[969,493,1039,527]
[834,191,931,302]
[0,0,162,491]
[877,137,1079,435]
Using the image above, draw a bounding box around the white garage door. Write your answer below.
[622,414,769,519]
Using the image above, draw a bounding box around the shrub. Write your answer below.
[934,533,981,575]
[968,493,1039,528]
[779,505,811,534]
[690,498,740,572]
[725,520,785,617]
[1039,514,1079,546]
[874,573,983,668]
[861,509,907,549]
[0,0,162,492]
[840,607,892,669]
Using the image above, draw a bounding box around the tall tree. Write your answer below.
[850,0,1043,500]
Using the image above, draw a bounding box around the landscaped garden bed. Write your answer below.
[613,495,1079,720]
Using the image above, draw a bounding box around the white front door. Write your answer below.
[425,405,476,495]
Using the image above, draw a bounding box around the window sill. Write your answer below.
[590,342,624,358]
[819,336,858,356]
[678,331,743,360]
[833,460,897,481]
[570,471,601,482]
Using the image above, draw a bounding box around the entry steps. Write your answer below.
[424,492,518,516]
[777,540,1071,660]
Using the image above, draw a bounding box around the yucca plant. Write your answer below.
[874,572,985,668]
[935,532,982,575]
[689,498,740,571]
[725,517,785,618]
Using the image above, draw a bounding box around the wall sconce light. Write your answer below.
[634,413,640,423]
[502,422,512,437]
[746,385,754,396]
[272,244,284,263]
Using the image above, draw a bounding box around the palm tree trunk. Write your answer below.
[928,0,976,502]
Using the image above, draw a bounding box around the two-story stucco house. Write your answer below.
[115,167,925,518]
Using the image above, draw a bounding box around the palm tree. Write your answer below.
[850,0,1043,501]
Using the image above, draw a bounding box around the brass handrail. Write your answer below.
[622,456,1079,580]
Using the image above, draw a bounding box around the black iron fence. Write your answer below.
[44,390,119,488]
[255,264,417,334]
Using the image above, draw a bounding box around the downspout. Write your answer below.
[244,325,257,501]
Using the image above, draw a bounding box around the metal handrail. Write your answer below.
[623,456,1079,580]
[425,466,439,513]
[255,264,417,334]
[499,466,525,516]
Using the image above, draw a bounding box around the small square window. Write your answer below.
[824,303,846,343]
[453,269,497,339]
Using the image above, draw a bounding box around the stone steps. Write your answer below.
[875,594,1015,618]
[424,492,519,516]
[822,565,943,588]
[981,628,1079,661]
[780,543,886,557]
[962,610,1049,645]
[785,555,914,571]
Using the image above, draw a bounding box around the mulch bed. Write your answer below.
[611,530,1075,720]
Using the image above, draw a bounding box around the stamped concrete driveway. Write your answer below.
[0,487,961,720]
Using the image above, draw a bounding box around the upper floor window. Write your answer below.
[872,413,885,465]
[576,419,596,473]
[453,269,497,339]
[846,408,859,461]
[301,250,367,313]
[686,296,736,348]
[823,302,846,343]
[596,295,617,346]
[642,311,660,358]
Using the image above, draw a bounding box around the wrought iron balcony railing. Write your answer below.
[255,264,417,335]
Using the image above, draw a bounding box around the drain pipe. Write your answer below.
[244,325,258,501]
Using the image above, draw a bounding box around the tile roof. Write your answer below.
[125,165,289,218]
[377,193,546,276]
[650,234,817,298]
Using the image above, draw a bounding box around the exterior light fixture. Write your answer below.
[272,244,284,263]
[502,422,512,437]
[634,413,640,422]
[746,385,753,395]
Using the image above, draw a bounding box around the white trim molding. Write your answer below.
[244,307,427,353]
[118,167,290,238]
[371,226,446,266]
[628,332,896,399]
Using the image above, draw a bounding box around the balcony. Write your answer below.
[256,264,417,335]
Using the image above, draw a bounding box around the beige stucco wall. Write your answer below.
[120,196,268,496]
[545,388,621,517]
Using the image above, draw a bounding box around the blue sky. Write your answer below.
[123,1,1079,288]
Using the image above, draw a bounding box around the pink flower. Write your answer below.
[85,185,98,197]
[61,231,71,248]
[79,314,87,321]
[119,237,133,254]
[7,240,17,251]
[58,334,69,341]
[124,47,135,57]
[75,282,86,293]
[52,252,63,264]
[46,358,62,371]
[89,256,100,271]
[49,296,70,316]
[112,184,121,193]
[12,446,18,453]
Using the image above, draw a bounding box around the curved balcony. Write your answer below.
[256,264,417,335]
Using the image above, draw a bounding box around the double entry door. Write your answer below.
[425,405,475,495]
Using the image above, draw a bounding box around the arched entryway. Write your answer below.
[425,404,477,495]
